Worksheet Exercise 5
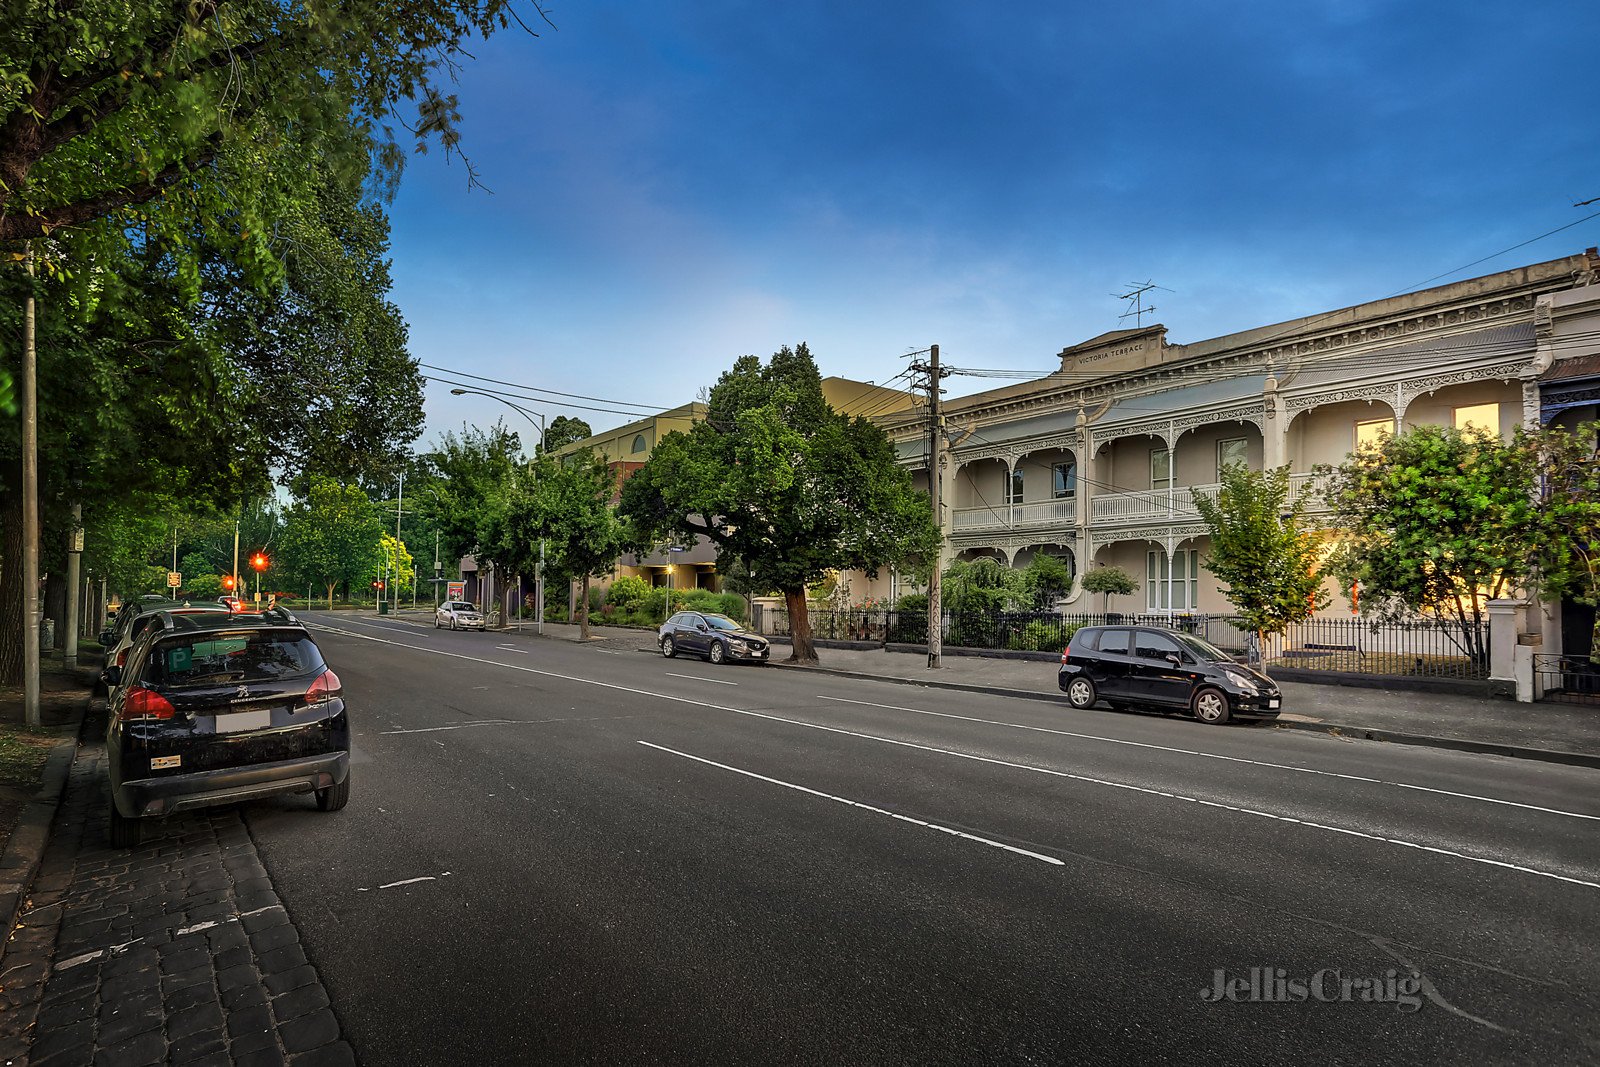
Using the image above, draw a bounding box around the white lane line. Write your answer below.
[495,645,529,655]
[380,713,632,735]
[813,695,1600,823]
[638,741,1062,866]
[304,623,1600,890]
[665,672,739,686]
[377,876,436,889]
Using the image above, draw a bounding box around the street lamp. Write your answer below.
[665,545,686,620]
[448,387,548,635]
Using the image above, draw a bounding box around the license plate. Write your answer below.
[1269,699,1281,709]
[151,755,181,770]
[217,708,273,733]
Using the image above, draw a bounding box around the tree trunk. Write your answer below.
[578,574,591,641]
[44,570,66,649]
[325,582,336,611]
[784,588,817,665]
[0,477,22,684]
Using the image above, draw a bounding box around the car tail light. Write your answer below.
[1060,648,1070,664]
[120,685,175,720]
[116,647,130,667]
[305,668,342,705]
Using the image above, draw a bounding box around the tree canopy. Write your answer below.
[1194,463,1327,656]
[618,343,938,664]
[277,477,384,608]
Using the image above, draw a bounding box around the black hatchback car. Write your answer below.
[105,610,351,847]
[1058,625,1281,725]
[659,612,771,665]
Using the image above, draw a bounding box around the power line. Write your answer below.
[421,362,671,412]
[421,374,659,419]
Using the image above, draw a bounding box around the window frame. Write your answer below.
[1006,466,1025,505]
[1215,437,1249,478]
[1354,417,1393,450]
[1051,460,1077,501]
[1150,448,1173,490]
[1452,403,1500,434]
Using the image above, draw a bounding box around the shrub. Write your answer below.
[606,575,649,609]
[714,592,746,621]
[587,586,605,612]
[895,592,928,614]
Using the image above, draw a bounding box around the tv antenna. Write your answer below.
[1112,280,1171,327]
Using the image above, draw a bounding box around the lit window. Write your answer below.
[1052,461,1077,500]
[1150,448,1172,490]
[1216,438,1248,478]
[1007,467,1024,505]
[1354,418,1392,449]
[1453,404,1499,433]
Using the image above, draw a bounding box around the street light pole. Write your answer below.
[449,387,548,636]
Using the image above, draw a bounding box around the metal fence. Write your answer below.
[758,608,1488,679]
[1535,654,1600,705]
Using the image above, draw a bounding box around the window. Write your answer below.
[1147,550,1200,611]
[1052,460,1077,500]
[1453,403,1499,434]
[1354,418,1392,450]
[1098,629,1131,655]
[1215,438,1249,478]
[1007,467,1024,505]
[1135,631,1184,661]
[631,434,649,454]
[1150,448,1172,490]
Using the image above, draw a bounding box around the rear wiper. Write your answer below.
[185,672,248,685]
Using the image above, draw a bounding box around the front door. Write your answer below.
[1130,630,1192,707]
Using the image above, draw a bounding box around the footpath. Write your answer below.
[0,662,353,1065]
[514,617,1600,770]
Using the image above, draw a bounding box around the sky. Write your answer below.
[386,0,1600,447]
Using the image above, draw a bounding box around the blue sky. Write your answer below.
[387,0,1600,445]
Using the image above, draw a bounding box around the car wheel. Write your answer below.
[434,617,440,628]
[108,803,142,849]
[709,641,726,665]
[1065,676,1097,709]
[661,635,677,658]
[316,774,351,812]
[1193,686,1231,725]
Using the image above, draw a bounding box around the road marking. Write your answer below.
[638,741,1062,866]
[665,672,739,686]
[378,876,436,889]
[812,696,1600,823]
[380,713,634,735]
[304,622,1600,890]
[495,645,529,654]
[55,905,287,972]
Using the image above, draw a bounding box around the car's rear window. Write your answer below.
[1098,629,1131,655]
[145,631,324,687]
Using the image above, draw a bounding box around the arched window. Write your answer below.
[631,434,648,454]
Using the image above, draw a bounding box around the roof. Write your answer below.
[153,609,303,635]
[1542,352,1600,383]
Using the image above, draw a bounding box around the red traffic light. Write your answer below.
[222,575,236,590]
[250,553,269,572]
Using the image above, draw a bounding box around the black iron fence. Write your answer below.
[1535,654,1600,705]
[758,608,1488,679]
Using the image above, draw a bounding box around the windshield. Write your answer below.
[449,602,477,611]
[147,630,324,687]
[1175,633,1234,663]
[705,615,744,631]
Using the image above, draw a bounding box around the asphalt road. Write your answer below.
[236,610,1599,1064]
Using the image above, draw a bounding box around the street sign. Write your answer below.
[167,571,182,588]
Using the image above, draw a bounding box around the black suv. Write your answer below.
[105,609,351,847]
[659,612,771,665]
[1058,624,1281,725]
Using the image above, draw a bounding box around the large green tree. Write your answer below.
[1529,421,1600,661]
[277,477,384,608]
[618,343,938,664]
[1323,423,1541,666]
[1194,463,1328,664]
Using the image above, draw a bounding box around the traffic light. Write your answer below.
[250,552,269,572]
[222,575,235,590]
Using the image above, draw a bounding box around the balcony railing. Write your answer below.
[951,498,1076,532]
[1088,474,1335,524]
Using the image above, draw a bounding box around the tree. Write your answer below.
[1,0,550,243]
[414,422,524,568]
[942,557,1027,615]
[1529,421,1600,662]
[277,477,384,609]
[619,343,938,664]
[377,533,416,600]
[506,451,628,640]
[1194,463,1327,663]
[540,416,593,454]
[1323,423,1541,666]
[1023,553,1073,610]
[1081,566,1137,614]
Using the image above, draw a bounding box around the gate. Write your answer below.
[1536,654,1600,705]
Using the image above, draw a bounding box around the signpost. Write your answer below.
[167,571,182,589]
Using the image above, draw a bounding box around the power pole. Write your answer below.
[22,245,40,726]
[65,504,81,670]
[394,471,404,613]
[232,519,240,601]
[907,344,948,669]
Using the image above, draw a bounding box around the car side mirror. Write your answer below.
[104,665,122,687]
[1165,653,1182,667]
